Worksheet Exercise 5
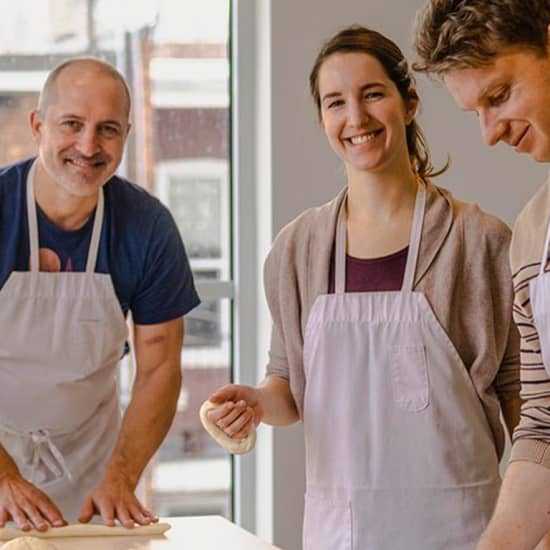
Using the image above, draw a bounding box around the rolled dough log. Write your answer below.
[2,537,57,549]
[0,523,170,540]
[199,400,256,454]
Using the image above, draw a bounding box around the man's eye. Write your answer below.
[488,87,510,107]
[62,120,80,129]
[101,125,120,137]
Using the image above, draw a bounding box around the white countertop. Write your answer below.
[0,517,281,550]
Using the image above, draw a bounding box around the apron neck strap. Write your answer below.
[402,182,426,292]
[335,199,348,295]
[540,218,550,277]
[85,190,104,274]
[26,162,40,273]
[334,180,426,295]
[26,160,105,275]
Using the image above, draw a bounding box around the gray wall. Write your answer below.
[253,1,548,549]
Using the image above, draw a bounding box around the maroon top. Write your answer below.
[328,246,409,293]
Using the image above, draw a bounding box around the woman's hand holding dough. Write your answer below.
[201,385,264,454]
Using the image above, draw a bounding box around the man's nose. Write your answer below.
[76,128,100,156]
[479,111,505,147]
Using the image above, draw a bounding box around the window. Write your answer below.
[0,0,233,520]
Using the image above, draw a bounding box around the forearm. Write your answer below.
[257,375,299,426]
[479,461,550,549]
[105,364,181,487]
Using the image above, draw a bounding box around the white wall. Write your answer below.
[238,1,549,549]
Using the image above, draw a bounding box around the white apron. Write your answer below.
[529,218,550,376]
[0,162,127,521]
[302,184,501,550]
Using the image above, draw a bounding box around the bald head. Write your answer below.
[38,57,131,119]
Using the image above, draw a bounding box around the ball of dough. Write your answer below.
[2,537,58,550]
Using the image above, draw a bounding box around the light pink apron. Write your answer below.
[302,183,501,549]
[0,161,127,521]
[529,216,550,376]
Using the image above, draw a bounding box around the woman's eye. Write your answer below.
[364,92,383,100]
[328,99,344,109]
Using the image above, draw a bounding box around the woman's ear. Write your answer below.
[405,95,419,125]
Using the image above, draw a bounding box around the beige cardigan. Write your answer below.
[264,181,520,459]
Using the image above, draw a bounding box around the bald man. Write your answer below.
[0,58,199,531]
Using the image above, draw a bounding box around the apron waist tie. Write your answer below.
[30,429,73,484]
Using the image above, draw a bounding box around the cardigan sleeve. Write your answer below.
[264,240,291,381]
[262,214,315,417]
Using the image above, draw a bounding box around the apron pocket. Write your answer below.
[390,344,429,412]
[303,493,352,550]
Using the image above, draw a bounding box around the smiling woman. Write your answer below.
[204,24,521,550]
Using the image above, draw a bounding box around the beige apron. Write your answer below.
[302,183,501,550]
[530,218,550,376]
[0,162,127,521]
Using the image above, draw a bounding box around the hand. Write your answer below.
[0,471,66,531]
[78,472,157,528]
[207,384,264,440]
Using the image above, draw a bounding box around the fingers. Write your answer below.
[20,501,48,532]
[210,400,255,440]
[209,384,241,404]
[115,503,134,529]
[140,505,158,523]
[79,489,157,528]
[0,509,8,527]
[209,384,257,405]
[96,499,116,527]
[10,506,32,531]
[220,406,255,438]
[206,401,236,424]
[78,496,95,524]
[214,400,248,429]
[127,502,151,526]
[232,416,256,440]
[0,479,65,531]
[34,491,66,527]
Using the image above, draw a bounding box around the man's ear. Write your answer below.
[29,109,43,141]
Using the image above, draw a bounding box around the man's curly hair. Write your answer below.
[413,0,550,75]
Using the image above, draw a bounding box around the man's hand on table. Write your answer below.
[0,471,66,531]
[78,470,158,528]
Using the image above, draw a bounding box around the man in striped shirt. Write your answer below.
[414,1,550,549]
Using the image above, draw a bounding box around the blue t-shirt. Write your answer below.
[0,158,200,324]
